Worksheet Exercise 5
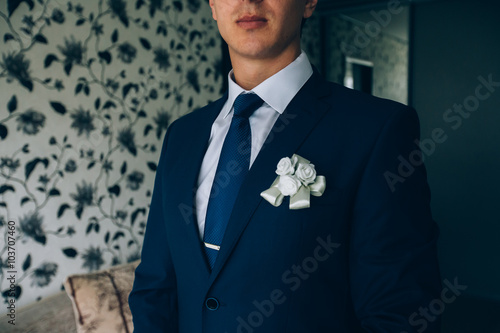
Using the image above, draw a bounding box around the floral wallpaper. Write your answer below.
[324,14,409,104]
[301,14,322,72]
[0,0,221,311]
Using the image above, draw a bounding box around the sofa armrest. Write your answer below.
[0,290,76,333]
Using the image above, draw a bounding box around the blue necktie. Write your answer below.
[203,93,264,269]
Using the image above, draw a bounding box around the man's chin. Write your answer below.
[229,43,281,60]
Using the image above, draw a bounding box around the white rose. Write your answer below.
[276,157,296,176]
[277,175,301,196]
[295,163,316,185]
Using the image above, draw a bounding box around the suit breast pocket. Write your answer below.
[308,186,344,207]
[279,187,346,229]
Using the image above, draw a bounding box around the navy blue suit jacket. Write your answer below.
[129,71,441,333]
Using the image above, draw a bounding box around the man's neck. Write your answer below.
[230,47,301,91]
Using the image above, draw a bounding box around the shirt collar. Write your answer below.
[223,51,313,119]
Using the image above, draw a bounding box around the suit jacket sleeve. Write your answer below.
[349,106,441,332]
[129,123,179,332]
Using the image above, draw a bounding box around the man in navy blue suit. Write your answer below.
[129,0,442,332]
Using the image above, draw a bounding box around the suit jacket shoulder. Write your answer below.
[323,80,417,128]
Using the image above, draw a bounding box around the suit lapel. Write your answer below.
[172,95,227,279]
[208,71,333,284]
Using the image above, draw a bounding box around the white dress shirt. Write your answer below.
[195,51,313,239]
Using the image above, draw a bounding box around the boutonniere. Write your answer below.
[260,154,326,210]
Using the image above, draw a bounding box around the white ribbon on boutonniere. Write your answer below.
[260,154,326,210]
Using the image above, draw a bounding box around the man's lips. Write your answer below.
[236,15,267,29]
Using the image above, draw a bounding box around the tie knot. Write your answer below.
[233,93,263,118]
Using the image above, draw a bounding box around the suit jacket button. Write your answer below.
[205,297,219,311]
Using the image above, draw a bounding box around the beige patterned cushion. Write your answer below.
[64,260,139,333]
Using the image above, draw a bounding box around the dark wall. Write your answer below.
[411,0,500,300]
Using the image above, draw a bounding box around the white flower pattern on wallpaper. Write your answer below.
[0,0,221,309]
